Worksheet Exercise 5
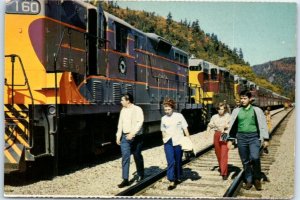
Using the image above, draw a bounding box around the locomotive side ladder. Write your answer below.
[4,54,35,173]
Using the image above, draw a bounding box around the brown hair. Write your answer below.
[163,98,176,109]
[216,102,228,113]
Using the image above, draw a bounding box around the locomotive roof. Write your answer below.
[104,11,187,55]
[74,0,96,9]
[104,11,142,34]
[189,58,204,66]
[219,67,229,72]
[202,61,218,70]
[172,46,188,56]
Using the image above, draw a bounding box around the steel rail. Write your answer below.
[115,144,214,196]
[116,107,292,197]
[223,107,294,197]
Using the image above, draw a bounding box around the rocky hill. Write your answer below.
[252,57,295,100]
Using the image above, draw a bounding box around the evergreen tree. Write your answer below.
[238,48,244,59]
[167,12,172,25]
[191,19,200,33]
[233,48,238,55]
[166,12,173,33]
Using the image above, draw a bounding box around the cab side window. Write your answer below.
[115,23,127,53]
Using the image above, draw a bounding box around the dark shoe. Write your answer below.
[263,148,269,154]
[222,175,228,180]
[254,179,262,191]
[118,179,129,188]
[243,182,252,190]
[136,175,144,182]
[167,181,176,190]
[175,179,182,184]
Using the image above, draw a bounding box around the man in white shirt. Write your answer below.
[116,93,144,188]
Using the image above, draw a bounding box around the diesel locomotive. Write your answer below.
[3,0,289,173]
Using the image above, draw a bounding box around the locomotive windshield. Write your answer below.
[189,64,202,71]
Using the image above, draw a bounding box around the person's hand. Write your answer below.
[206,128,211,134]
[227,141,234,150]
[126,133,135,140]
[116,137,121,145]
[263,141,269,148]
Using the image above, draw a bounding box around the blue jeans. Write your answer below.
[236,132,261,183]
[164,139,183,182]
[120,134,144,180]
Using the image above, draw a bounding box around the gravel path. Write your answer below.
[260,109,295,199]
[4,108,294,198]
[4,124,214,197]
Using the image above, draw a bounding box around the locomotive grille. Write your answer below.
[92,81,103,103]
[113,83,121,104]
[124,84,133,95]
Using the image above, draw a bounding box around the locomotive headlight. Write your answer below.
[48,105,56,115]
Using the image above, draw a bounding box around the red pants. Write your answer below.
[214,131,229,176]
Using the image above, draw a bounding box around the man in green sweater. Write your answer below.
[226,90,269,191]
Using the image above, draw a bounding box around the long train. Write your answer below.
[3,0,290,173]
[188,57,290,120]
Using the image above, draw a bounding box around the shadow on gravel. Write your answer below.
[144,166,164,177]
[182,167,201,182]
[4,132,164,186]
[228,164,242,179]
[130,165,164,183]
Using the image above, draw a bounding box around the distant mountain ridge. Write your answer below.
[252,57,295,100]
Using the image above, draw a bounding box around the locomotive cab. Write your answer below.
[4,0,109,173]
[188,57,204,104]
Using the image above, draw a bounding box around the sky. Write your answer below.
[117,1,296,66]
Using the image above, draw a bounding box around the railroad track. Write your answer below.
[116,108,293,198]
[232,108,293,198]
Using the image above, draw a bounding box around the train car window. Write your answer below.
[198,64,202,71]
[211,68,218,80]
[134,35,139,49]
[157,40,172,53]
[180,54,184,63]
[204,68,209,80]
[220,70,224,80]
[184,56,188,64]
[175,53,180,61]
[229,74,234,82]
[224,71,230,79]
[115,23,128,53]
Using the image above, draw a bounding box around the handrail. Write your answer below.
[5,54,35,149]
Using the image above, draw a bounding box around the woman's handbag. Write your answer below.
[220,133,229,142]
[180,136,195,154]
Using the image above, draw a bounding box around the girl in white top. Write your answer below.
[161,98,190,190]
[207,102,231,180]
